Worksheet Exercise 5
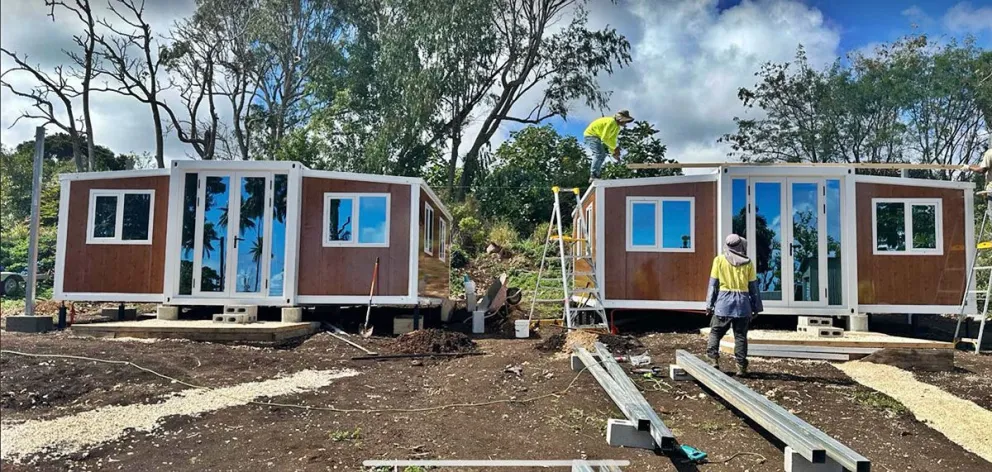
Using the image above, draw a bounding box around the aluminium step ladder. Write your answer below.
[953,198,991,354]
[527,186,609,330]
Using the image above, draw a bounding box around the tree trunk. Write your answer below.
[152,104,165,168]
[82,0,96,171]
[446,119,462,199]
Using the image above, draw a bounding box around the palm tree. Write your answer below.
[249,234,264,291]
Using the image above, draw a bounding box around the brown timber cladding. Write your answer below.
[602,182,717,301]
[63,176,169,293]
[418,189,449,298]
[856,183,966,305]
[298,177,411,296]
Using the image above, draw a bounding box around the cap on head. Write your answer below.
[615,110,634,124]
[725,233,746,248]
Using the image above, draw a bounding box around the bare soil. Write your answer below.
[1,325,991,471]
[389,329,477,354]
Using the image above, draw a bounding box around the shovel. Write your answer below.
[360,257,380,338]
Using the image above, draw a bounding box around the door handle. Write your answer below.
[234,236,244,248]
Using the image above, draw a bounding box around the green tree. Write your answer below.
[600,121,682,179]
[473,125,589,235]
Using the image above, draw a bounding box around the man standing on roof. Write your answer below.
[584,110,634,180]
[964,135,992,213]
[705,234,763,376]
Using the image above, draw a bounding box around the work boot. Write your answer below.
[735,363,748,377]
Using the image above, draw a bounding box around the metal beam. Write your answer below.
[574,347,675,451]
[676,350,870,472]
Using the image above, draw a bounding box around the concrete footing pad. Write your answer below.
[847,314,869,332]
[784,446,842,472]
[281,307,302,323]
[606,419,655,449]
[669,364,690,381]
[157,306,179,321]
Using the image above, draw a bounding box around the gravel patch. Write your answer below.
[836,361,992,462]
[0,368,359,462]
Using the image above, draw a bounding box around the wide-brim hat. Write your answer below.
[615,110,634,123]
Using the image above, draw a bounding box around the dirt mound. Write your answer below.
[390,329,476,354]
[536,330,566,352]
[597,334,643,356]
[562,330,599,353]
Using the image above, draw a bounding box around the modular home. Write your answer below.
[575,166,976,317]
[54,161,451,308]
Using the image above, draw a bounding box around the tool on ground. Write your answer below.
[631,367,663,375]
[527,186,608,329]
[361,257,380,338]
[954,192,990,354]
[679,444,708,463]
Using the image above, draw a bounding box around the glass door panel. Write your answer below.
[752,181,784,302]
[790,182,820,303]
[234,176,267,293]
[198,175,231,293]
[268,174,288,297]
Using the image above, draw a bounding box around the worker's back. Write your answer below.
[584,116,617,139]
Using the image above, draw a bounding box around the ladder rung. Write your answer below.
[571,288,600,294]
[568,271,595,276]
[978,242,992,249]
[570,307,605,312]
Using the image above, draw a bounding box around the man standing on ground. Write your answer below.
[584,110,634,180]
[705,234,763,376]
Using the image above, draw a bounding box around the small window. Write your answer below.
[872,198,942,255]
[86,189,154,244]
[625,196,695,252]
[424,204,435,255]
[323,193,390,247]
[439,219,447,261]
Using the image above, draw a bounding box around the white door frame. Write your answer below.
[747,178,787,307]
[785,178,829,307]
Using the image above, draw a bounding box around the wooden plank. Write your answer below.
[627,162,964,170]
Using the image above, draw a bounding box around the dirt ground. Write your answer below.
[1,321,991,471]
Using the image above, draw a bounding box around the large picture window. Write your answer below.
[625,196,695,252]
[86,189,154,244]
[323,193,390,247]
[872,198,942,255]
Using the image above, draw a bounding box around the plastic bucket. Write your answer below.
[514,319,530,338]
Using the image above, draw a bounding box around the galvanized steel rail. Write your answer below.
[675,350,870,472]
[573,346,675,451]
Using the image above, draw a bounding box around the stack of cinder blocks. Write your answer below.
[213,305,258,324]
[796,316,843,337]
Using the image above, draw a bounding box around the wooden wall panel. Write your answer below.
[856,183,967,305]
[418,189,450,298]
[297,178,411,296]
[574,191,596,289]
[63,176,169,293]
[603,182,717,301]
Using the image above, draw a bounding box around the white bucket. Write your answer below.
[514,319,530,338]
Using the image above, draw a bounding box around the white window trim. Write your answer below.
[86,189,155,245]
[439,219,447,261]
[871,198,943,256]
[625,196,695,253]
[322,192,391,248]
[424,204,435,255]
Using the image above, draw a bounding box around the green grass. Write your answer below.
[1,299,26,315]
[328,427,362,442]
[852,390,909,415]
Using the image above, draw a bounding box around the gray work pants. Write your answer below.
[706,315,750,368]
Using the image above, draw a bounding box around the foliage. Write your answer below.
[722,35,989,175]
[0,222,58,283]
[456,216,486,253]
[449,246,468,269]
[473,125,589,236]
[488,222,520,248]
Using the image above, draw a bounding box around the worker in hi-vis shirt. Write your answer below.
[583,110,634,180]
[705,234,763,376]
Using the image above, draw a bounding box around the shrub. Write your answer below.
[450,247,468,269]
[488,221,519,248]
[457,216,485,251]
[531,222,551,244]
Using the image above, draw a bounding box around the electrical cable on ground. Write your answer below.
[0,349,595,414]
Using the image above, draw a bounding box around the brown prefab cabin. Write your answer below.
[54,161,451,307]
[575,166,977,317]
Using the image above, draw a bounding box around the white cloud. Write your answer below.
[567,0,841,163]
[943,2,992,33]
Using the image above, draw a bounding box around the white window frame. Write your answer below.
[86,189,155,245]
[871,198,943,256]
[424,203,435,255]
[439,219,447,261]
[322,192,391,248]
[625,196,695,253]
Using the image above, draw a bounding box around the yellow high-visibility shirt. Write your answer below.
[583,116,621,153]
[709,254,756,293]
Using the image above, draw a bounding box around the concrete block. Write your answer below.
[784,446,842,472]
[223,305,258,318]
[847,314,869,332]
[393,316,415,335]
[212,313,256,324]
[797,326,844,337]
[570,354,584,372]
[281,307,302,323]
[669,364,690,381]
[798,316,833,327]
[5,315,53,333]
[606,419,655,450]
[157,306,179,321]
